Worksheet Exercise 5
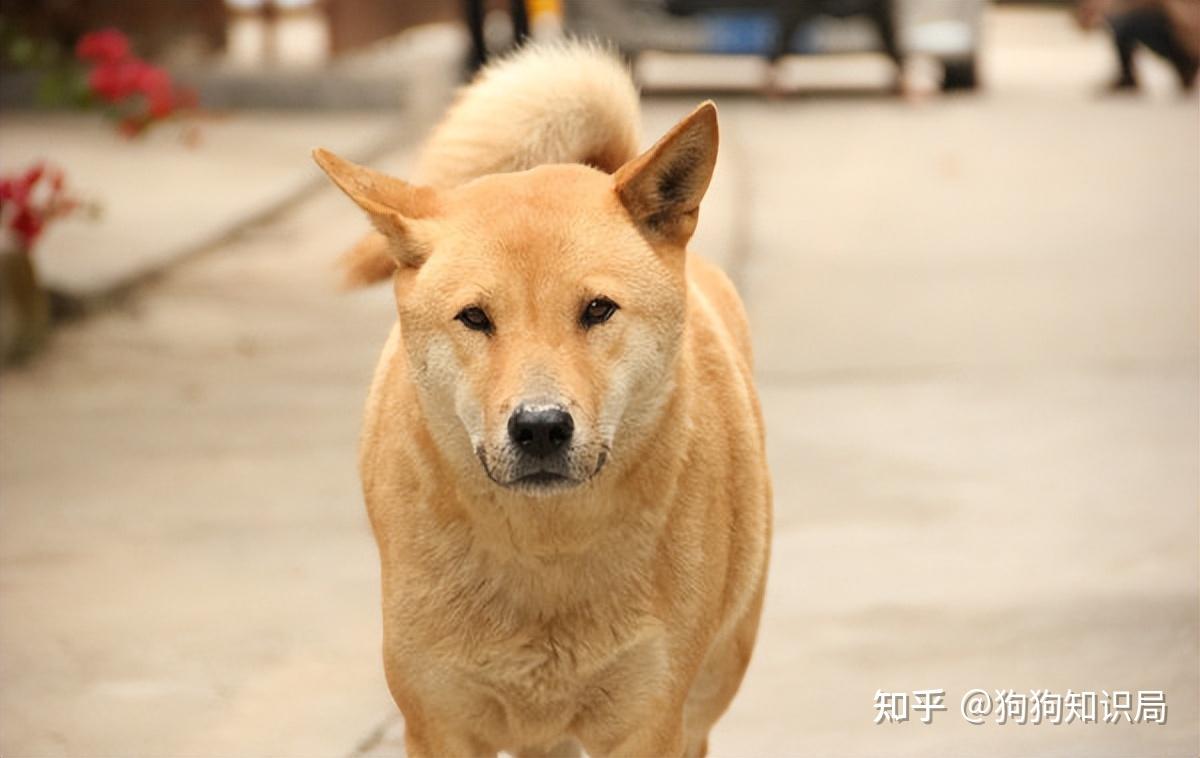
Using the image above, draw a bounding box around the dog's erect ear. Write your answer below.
[312,148,439,268]
[613,101,718,248]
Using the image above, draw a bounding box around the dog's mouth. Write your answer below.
[515,470,570,486]
[487,465,582,494]
[509,470,578,491]
[476,448,609,494]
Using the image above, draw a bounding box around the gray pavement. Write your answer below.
[0,112,404,300]
[1,8,1197,757]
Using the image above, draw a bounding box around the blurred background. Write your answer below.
[0,0,1196,756]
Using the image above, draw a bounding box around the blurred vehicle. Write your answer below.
[565,0,985,90]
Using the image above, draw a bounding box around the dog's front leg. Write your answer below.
[582,714,686,758]
[403,719,495,758]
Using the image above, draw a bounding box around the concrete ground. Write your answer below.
[0,112,404,298]
[1,7,1196,757]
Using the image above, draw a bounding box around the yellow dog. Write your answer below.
[314,41,771,758]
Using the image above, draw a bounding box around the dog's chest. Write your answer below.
[444,600,668,738]
[475,620,594,699]
[471,609,650,690]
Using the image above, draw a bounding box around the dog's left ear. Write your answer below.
[312,148,439,269]
[613,101,718,249]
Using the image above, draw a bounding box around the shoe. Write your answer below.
[1099,76,1139,95]
[1176,58,1198,90]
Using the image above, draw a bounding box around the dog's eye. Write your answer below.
[455,306,493,333]
[580,297,619,328]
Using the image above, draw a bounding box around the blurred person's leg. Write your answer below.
[511,0,530,46]
[768,0,905,94]
[869,0,903,67]
[1132,5,1199,88]
[1177,55,1199,88]
[865,0,905,90]
[1105,5,1197,90]
[767,2,815,95]
[465,0,487,71]
[770,2,808,62]
[464,0,532,73]
[1106,10,1139,88]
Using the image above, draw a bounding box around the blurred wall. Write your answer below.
[324,0,458,55]
[0,0,228,56]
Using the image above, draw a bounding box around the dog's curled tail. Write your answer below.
[415,39,641,187]
[339,40,641,287]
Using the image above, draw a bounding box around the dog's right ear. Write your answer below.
[613,101,718,250]
[312,148,439,269]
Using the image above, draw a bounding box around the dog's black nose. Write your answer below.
[508,406,574,458]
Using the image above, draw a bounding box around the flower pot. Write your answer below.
[0,247,51,364]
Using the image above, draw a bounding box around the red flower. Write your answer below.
[147,90,174,118]
[1,163,79,251]
[9,206,44,247]
[135,64,175,117]
[20,165,44,190]
[76,27,196,137]
[133,64,169,93]
[87,55,180,117]
[75,28,131,66]
[89,60,142,102]
[0,165,44,207]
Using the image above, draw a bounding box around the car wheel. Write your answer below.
[941,58,979,91]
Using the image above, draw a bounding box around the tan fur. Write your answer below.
[340,41,641,287]
[315,42,771,758]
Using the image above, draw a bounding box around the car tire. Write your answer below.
[941,58,979,91]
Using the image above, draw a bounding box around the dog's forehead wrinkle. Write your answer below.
[430,193,654,293]
[449,164,611,218]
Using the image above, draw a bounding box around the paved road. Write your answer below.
[1,8,1196,757]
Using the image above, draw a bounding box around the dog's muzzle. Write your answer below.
[475,404,607,493]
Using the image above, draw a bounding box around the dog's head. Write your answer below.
[315,103,718,496]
